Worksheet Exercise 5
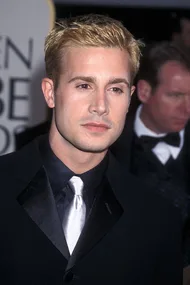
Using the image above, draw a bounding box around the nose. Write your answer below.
[88,89,109,116]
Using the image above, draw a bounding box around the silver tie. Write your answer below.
[62,176,86,254]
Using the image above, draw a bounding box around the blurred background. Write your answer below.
[54,0,190,44]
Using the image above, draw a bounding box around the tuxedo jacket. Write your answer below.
[111,112,190,185]
[0,137,183,285]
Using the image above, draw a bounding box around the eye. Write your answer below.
[76,83,90,89]
[110,87,124,94]
[167,92,184,98]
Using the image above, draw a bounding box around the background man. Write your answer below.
[111,41,190,267]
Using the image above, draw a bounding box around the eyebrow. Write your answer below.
[68,76,130,88]
[167,91,185,96]
[68,76,96,84]
[108,78,130,88]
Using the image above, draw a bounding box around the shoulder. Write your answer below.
[0,137,42,179]
[15,121,50,150]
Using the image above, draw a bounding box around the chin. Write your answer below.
[172,124,186,133]
[166,128,183,134]
[78,145,109,153]
[74,141,110,153]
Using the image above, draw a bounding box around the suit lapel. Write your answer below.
[17,166,70,260]
[66,176,123,270]
[15,138,124,271]
[143,147,168,172]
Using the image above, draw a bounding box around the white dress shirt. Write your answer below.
[134,105,184,164]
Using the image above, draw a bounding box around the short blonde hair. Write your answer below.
[45,14,143,89]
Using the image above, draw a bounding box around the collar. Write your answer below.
[134,105,184,163]
[39,135,108,197]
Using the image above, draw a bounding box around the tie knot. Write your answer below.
[69,176,84,196]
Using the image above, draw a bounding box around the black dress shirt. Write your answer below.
[39,135,108,217]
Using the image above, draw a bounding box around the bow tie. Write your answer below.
[138,132,180,149]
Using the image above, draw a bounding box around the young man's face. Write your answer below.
[139,61,190,134]
[43,46,135,153]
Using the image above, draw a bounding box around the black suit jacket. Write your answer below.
[0,137,183,284]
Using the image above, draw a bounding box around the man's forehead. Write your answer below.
[60,46,131,79]
[159,61,190,79]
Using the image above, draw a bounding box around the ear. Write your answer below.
[41,78,55,108]
[137,80,152,103]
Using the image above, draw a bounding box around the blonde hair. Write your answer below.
[45,14,144,89]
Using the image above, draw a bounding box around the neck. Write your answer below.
[49,126,107,175]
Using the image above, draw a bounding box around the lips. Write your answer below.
[83,122,110,128]
[82,122,111,132]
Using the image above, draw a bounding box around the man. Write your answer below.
[111,41,190,265]
[0,16,182,284]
